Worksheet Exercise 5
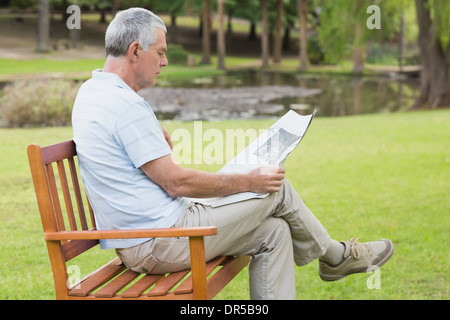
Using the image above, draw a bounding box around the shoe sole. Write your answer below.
[319,239,394,281]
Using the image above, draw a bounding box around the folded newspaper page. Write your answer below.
[189,109,317,207]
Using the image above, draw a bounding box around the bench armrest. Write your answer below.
[43,226,217,241]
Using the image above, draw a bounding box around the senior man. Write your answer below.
[72,7,394,299]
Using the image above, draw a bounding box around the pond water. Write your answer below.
[150,70,420,120]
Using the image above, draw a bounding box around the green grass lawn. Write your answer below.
[0,110,449,300]
[0,57,228,82]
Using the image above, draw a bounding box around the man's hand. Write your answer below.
[246,166,285,194]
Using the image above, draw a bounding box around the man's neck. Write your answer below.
[102,57,138,92]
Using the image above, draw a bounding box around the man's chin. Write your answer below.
[138,81,157,91]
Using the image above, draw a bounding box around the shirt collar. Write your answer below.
[91,69,134,92]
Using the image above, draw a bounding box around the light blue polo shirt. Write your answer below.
[72,70,189,249]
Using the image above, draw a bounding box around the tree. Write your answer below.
[413,0,450,109]
[201,0,212,65]
[273,0,283,64]
[317,0,374,74]
[298,0,309,70]
[155,0,187,43]
[261,0,269,67]
[67,2,81,49]
[228,0,260,41]
[36,0,50,52]
[217,0,226,70]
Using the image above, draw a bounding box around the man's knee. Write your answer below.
[257,217,291,253]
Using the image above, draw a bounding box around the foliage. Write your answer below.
[166,44,189,65]
[8,0,447,72]
[306,34,325,64]
[0,78,81,127]
[154,0,188,17]
[8,0,36,10]
[316,0,415,64]
[426,0,450,50]
[317,0,372,63]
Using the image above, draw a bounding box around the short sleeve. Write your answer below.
[115,101,171,168]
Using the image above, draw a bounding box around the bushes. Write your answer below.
[0,78,81,127]
[166,44,190,65]
[307,35,325,65]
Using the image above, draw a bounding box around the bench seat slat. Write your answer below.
[69,258,125,297]
[95,269,140,298]
[121,274,164,298]
[147,270,190,297]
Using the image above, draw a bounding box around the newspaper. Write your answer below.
[189,109,317,207]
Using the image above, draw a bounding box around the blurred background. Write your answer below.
[0,0,449,125]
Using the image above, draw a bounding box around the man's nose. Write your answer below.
[161,55,168,67]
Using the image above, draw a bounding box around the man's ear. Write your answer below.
[127,41,140,62]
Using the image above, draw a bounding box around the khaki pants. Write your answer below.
[116,179,331,299]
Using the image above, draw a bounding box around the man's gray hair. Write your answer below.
[105,7,167,58]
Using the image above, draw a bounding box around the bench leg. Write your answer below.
[189,236,208,300]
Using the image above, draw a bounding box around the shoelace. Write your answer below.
[348,238,372,259]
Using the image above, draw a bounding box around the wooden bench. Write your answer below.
[27,140,250,300]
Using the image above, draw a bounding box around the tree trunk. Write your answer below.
[261,0,269,68]
[227,10,233,36]
[61,0,69,22]
[352,22,364,75]
[168,14,178,43]
[283,26,290,51]
[69,27,80,49]
[398,12,405,73]
[248,21,257,41]
[36,0,50,52]
[273,0,283,64]
[99,9,106,23]
[201,0,211,65]
[412,0,450,109]
[298,0,309,70]
[67,1,81,49]
[217,0,226,70]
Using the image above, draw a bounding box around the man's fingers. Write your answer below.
[260,166,285,176]
[247,166,286,194]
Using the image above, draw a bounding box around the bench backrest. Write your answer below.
[28,140,97,298]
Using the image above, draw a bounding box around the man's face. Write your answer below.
[134,28,168,90]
